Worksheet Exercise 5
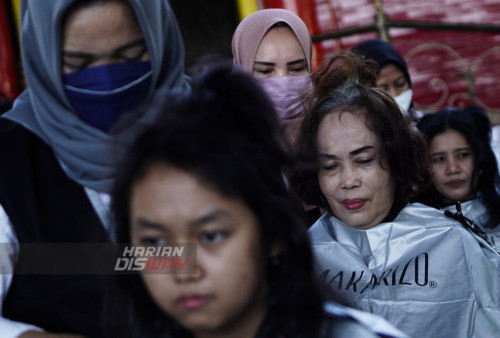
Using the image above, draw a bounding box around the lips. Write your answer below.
[177,294,211,310]
[342,198,366,211]
[446,180,464,188]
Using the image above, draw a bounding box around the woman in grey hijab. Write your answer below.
[0,0,187,337]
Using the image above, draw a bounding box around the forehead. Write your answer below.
[62,1,143,52]
[132,165,216,213]
[430,129,470,151]
[130,164,255,227]
[317,112,378,153]
[377,63,405,81]
[254,26,305,61]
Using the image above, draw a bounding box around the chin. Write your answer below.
[180,316,218,332]
[445,192,471,202]
[342,218,373,230]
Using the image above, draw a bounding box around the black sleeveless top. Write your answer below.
[0,118,110,337]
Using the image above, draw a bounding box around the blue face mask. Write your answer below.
[64,61,152,133]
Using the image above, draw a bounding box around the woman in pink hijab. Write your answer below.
[232,9,313,147]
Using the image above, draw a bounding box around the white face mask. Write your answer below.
[394,89,413,116]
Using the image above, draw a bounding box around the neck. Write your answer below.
[194,298,266,338]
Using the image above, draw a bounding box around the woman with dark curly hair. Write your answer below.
[108,66,404,338]
[415,106,500,247]
[289,53,500,337]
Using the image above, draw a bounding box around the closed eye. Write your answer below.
[395,79,407,88]
[355,157,373,165]
[320,161,339,171]
[115,43,148,62]
[253,68,272,75]
[289,65,307,74]
[62,55,95,72]
[322,165,338,171]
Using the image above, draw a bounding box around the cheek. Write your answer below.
[225,239,266,290]
[465,160,475,177]
[141,51,150,61]
[431,165,445,182]
[213,242,265,286]
[318,173,336,197]
[141,274,175,312]
[373,171,394,198]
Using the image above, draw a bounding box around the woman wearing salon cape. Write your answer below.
[289,53,500,337]
[0,0,188,337]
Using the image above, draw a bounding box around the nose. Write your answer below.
[340,167,361,189]
[173,258,204,284]
[275,66,287,78]
[173,268,202,284]
[445,157,460,175]
[387,86,401,98]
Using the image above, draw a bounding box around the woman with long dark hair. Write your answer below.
[416,106,500,246]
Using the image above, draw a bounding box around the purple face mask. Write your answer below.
[257,74,312,119]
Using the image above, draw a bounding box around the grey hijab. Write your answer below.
[4,0,187,192]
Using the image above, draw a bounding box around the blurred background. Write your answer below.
[1,0,499,121]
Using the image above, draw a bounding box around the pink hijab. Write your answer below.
[232,9,312,73]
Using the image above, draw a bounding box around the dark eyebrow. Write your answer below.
[318,153,338,160]
[319,145,375,160]
[453,147,472,152]
[253,61,275,67]
[62,51,94,60]
[132,209,232,232]
[113,38,147,55]
[133,218,165,231]
[350,145,374,156]
[63,38,146,59]
[190,210,232,228]
[287,59,307,66]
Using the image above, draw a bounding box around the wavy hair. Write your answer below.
[289,53,431,221]
[416,106,500,228]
